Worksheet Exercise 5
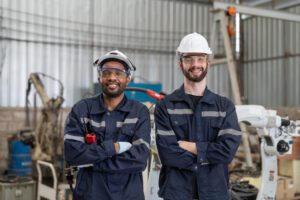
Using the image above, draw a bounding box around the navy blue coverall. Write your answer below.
[64,95,151,200]
[155,86,241,200]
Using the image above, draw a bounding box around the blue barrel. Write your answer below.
[9,140,32,176]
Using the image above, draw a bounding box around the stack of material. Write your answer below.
[278,137,300,194]
[276,176,296,200]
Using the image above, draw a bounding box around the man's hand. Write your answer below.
[178,141,197,155]
[114,142,132,154]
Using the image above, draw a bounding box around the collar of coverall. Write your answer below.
[168,85,215,105]
[88,94,132,114]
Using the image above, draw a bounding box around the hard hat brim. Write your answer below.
[177,49,212,55]
[94,54,136,71]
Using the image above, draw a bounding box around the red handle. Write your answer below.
[85,133,96,144]
[146,90,164,100]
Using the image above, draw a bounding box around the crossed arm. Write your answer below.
[178,141,197,155]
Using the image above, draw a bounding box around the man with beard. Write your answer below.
[155,33,241,200]
[64,50,151,200]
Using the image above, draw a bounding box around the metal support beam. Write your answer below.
[275,0,300,10]
[210,58,227,65]
[214,2,300,22]
[245,0,272,6]
[210,11,253,168]
[210,11,243,105]
[246,0,300,10]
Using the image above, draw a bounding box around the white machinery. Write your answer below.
[236,105,300,200]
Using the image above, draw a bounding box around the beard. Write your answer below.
[101,81,126,98]
[182,65,208,82]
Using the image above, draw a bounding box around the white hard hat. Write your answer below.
[94,50,136,71]
[177,32,212,55]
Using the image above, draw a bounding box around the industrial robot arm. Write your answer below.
[235,105,300,200]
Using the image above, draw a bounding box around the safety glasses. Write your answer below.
[98,66,130,79]
[181,54,207,65]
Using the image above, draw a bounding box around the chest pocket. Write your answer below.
[208,118,223,141]
[170,115,189,140]
[118,124,135,142]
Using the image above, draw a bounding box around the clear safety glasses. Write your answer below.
[181,54,207,65]
[98,66,130,79]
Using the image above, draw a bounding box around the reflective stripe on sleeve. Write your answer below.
[167,109,193,115]
[218,129,242,137]
[201,162,209,165]
[202,111,226,117]
[157,129,176,136]
[64,134,85,143]
[132,138,150,149]
[77,163,94,168]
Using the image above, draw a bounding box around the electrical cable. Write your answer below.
[0,6,210,36]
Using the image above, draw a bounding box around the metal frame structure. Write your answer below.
[211,2,300,103]
[214,2,300,22]
[210,6,253,168]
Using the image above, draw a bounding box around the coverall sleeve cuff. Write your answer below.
[102,140,116,157]
[196,141,209,164]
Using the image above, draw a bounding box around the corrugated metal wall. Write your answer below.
[5,0,298,108]
[0,0,232,107]
[242,5,300,107]
[0,0,94,106]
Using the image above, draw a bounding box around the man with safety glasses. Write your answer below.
[64,50,151,200]
[155,33,241,200]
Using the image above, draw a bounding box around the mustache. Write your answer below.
[188,66,204,72]
[106,81,120,85]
